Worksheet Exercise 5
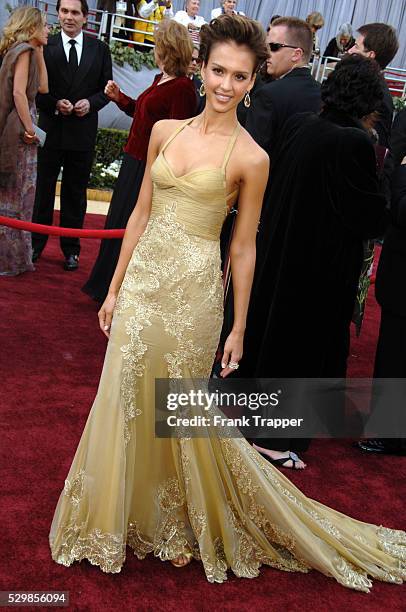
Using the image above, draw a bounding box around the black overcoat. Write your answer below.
[239,109,388,378]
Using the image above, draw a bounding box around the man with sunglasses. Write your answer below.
[245,16,320,157]
[238,17,321,468]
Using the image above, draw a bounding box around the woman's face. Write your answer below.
[186,0,200,17]
[339,36,350,47]
[31,19,49,46]
[201,41,255,114]
[223,0,237,15]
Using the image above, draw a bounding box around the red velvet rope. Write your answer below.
[0,216,125,238]
[0,215,377,284]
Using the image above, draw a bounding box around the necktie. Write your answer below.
[68,39,78,73]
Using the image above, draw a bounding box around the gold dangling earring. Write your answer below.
[244,91,251,108]
[199,82,206,97]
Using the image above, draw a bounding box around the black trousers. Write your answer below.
[372,308,406,452]
[32,147,94,257]
[253,325,351,454]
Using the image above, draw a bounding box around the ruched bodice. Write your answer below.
[150,118,239,241]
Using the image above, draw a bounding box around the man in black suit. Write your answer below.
[348,23,399,203]
[32,0,112,270]
[222,18,321,468]
[245,16,321,157]
[358,109,406,456]
[348,23,399,150]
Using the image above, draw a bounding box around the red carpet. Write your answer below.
[1,214,405,611]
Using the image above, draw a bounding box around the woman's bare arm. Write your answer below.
[35,46,48,94]
[13,51,35,134]
[98,121,164,335]
[221,145,269,376]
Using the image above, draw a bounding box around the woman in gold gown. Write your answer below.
[49,16,405,591]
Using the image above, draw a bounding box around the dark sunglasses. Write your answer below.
[269,42,304,52]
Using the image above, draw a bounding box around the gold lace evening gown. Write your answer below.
[49,119,406,591]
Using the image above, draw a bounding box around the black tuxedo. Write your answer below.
[372,145,406,452]
[32,32,112,258]
[245,67,321,156]
[376,166,406,318]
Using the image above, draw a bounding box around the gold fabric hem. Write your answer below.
[51,518,406,591]
[50,529,125,574]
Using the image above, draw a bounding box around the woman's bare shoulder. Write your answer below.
[237,127,270,169]
[152,119,188,143]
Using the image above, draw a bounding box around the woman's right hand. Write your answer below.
[98,292,117,338]
[104,80,120,102]
[23,130,39,145]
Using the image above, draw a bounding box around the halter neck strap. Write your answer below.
[160,118,194,154]
[160,118,241,173]
[221,123,241,170]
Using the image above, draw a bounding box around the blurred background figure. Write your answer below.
[0,7,48,276]
[266,14,282,35]
[187,45,205,112]
[96,0,114,40]
[306,11,324,57]
[269,14,281,25]
[174,0,205,29]
[83,19,196,302]
[132,0,173,48]
[324,22,355,60]
[348,23,399,151]
[174,0,205,47]
[211,0,245,19]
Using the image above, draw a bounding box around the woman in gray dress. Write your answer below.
[0,7,48,275]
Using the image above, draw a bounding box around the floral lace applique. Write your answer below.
[200,537,228,583]
[52,470,126,573]
[244,442,342,539]
[333,556,372,593]
[377,526,406,564]
[120,313,148,445]
[220,439,310,574]
[127,522,154,559]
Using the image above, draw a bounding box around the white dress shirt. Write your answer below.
[61,30,84,64]
[173,10,206,28]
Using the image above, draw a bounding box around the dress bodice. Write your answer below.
[150,119,239,241]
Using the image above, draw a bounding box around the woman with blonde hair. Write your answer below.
[83,18,196,302]
[0,6,48,275]
[306,10,324,56]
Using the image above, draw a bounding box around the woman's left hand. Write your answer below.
[23,130,39,145]
[220,330,243,378]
